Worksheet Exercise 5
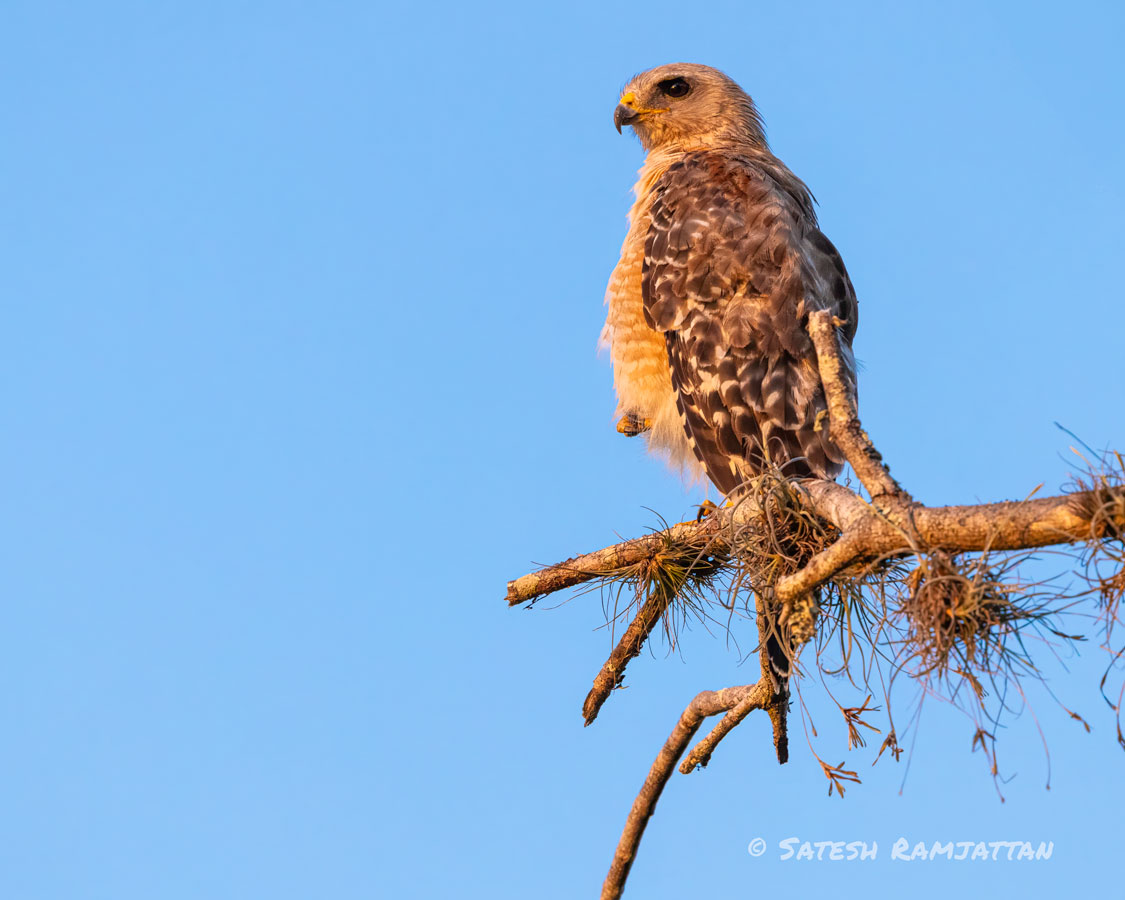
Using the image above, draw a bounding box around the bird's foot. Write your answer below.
[616,414,652,437]
[696,499,720,522]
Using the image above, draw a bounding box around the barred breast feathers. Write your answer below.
[602,152,703,477]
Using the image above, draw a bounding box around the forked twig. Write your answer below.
[601,678,774,900]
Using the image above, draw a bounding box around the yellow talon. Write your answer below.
[616,414,652,437]
[696,499,719,521]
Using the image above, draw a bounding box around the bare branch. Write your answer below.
[583,587,673,726]
[506,488,1122,608]
[505,519,720,607]
[680,683,774,772]
[806,310,910,502]
[774,531,869,604]
[601,679,773,900]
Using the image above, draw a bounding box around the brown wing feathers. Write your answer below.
[641,151,856,492]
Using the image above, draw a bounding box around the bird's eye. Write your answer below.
[657,77,691,99]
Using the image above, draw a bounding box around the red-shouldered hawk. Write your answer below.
[603,63,858,495]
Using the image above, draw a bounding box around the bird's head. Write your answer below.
[614,63,766,151]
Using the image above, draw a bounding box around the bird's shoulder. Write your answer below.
[643,148,857,340]
[642,149,815,333]
[648,149,816,226]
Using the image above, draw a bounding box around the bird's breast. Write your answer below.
[603,159,701,476]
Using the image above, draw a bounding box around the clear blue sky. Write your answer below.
[1,1,1122,897]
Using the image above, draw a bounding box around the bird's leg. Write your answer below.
[615,414,652,437]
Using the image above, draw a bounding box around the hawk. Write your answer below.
[603,63,858,495]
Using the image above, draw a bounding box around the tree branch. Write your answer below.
[806,310,908,502]
[505,518,720,607]
[601,679,774,900]
[583,585,674,726]
[508,309,1124,900]
[679,683,775,772]
[507,489,1120,609]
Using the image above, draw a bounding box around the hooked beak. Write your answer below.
[614,102,640,134]
[614,91,640,134]
[614,91,667,134]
